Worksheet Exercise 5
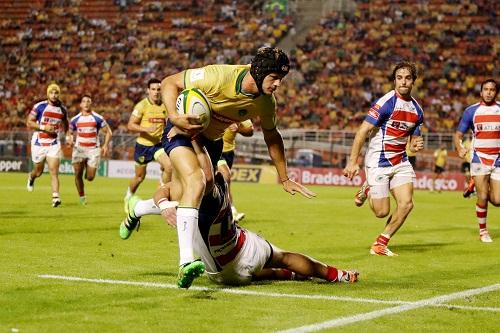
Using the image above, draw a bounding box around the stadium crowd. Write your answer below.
[0,0,498,136]
[275,0,498,132]
[0,0,292,133]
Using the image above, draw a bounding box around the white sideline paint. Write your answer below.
[38,275,500,315]
[38,274,408,305]
[276,283,500,333]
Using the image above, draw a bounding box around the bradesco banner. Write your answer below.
[288,167,365,187]
[42,159,107,176]
[414,171,464,191]
[107,160,161,179]
[288,167,466,191]
[0,158,30,172]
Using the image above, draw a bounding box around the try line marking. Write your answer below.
[276,283,500,333]
[39,274,499,314]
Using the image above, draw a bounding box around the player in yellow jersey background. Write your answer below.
[217,119,254,222]
[430,144,448,193]
[124,78,171,205]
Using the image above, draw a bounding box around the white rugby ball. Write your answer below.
[175,88,211,130]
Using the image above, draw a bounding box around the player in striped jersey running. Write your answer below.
[68,94,113,205]
[26,83,69,207]
[454,79,500,243]
[343,62,424,256]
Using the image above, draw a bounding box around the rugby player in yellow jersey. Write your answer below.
[124,78,172,205]
[156,47,316,288]
[217,119,254,222]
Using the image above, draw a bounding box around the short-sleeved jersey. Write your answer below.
[222,119,253,152]
[30,100,67,146]
[197,173,245,271]
[132,97,167,146]
[457,101,500,166]
[184,64,277,140]
[70,111,108,148]
[364,90,424,168]
[434,149,448,167]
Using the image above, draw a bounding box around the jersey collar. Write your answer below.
[236,69,257,98]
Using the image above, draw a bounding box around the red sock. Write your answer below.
[279,269,294,280]
[476,203,487,230]
[326,266,339,282]
[375,234,390,246]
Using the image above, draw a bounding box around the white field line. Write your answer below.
[276,283,500,333]
[38,274,500,314]
[38,274,408,305]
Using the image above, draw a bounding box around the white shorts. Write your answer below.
[471,163,500,181]
[205,230,273,286]
[31,143,61,164]
[72,146,101,168]
[365,161,415,199]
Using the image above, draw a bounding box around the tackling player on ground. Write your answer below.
[343,62,424,256]
[120,139,358,287]
[217,119,254,222]
[454,79,500,243]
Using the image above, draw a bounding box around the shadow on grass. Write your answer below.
[394,242,458,253]
[2,210,30,218]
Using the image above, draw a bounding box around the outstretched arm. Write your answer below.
[263,127,316,198]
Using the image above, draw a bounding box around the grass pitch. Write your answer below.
[1,172,499,332]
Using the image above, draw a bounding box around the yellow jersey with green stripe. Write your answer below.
[184,64,277,140]
[222,119,253,152]
[132,97,167,146]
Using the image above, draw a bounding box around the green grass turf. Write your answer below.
[1,172,499,332]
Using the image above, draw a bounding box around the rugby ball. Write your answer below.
[176,88,211,130]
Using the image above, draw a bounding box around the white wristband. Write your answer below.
[157,198,179,210]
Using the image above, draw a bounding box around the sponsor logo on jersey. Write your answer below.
[190,69,205,82]
[212,112,236,124]
[368,106,380,120]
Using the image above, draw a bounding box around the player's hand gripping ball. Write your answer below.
[175,88,211,130]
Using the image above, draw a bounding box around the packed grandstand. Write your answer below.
[0,0,498,168]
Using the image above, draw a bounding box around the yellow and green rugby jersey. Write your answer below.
[184,64,277,140]
[222,119,253,152]
[132,97,167,146]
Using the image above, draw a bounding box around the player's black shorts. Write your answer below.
[461,162,470,173]
[220,150,235,169]
[162,120,223,169]
[134,142,163,165]
[434,165,445,174]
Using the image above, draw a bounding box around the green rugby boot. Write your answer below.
[177,259,205,289]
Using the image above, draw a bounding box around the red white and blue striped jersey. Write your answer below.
[364,90,424,168]
[70,111,108,148]
[457,101,500,167]
[30,100,68,146]
[197,173,245,271]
